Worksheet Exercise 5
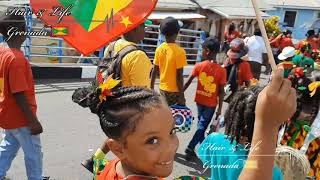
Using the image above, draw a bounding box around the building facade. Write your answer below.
[266,0,320,40]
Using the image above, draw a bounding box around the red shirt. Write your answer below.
[192,61,226,107]
[316,37,320,49]
[297,39,318,50]
[224,31,240,43]
[98,159,164,180]
[279,37,294,51]
[229,59,253,86]
[0,46,37,129]
[270,37,280,49]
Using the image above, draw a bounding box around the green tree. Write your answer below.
[265,16,281,36]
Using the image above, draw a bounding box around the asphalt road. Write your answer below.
[2,74,269,180]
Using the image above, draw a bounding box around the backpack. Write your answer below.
[95,40,147,86]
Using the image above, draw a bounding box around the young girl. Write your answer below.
[198,86,284,180]
[73,68,296,179]
[74,81,179,179]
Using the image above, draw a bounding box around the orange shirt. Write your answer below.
[97,159,164,180]
[0,46,37,129]
[192,61,226,107]
[224,31,240,43]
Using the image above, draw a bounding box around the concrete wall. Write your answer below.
[267,8,320,40]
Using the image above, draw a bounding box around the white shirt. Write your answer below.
[245,35,267,64]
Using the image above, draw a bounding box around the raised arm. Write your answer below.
[239,69,296,180]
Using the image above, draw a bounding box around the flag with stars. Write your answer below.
[58,0,144,32]
[31,0,158,55]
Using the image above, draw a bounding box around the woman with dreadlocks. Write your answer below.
[280,71,320,178]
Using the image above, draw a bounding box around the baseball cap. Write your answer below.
[278,46,296,61]
[227,38,248,59]
[202,37,220,52]
[160,17,181,36]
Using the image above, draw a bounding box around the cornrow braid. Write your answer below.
[225,86,263,147]
[72,86,163,140]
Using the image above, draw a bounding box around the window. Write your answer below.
[284,11,297,27]
[318,12,320,18]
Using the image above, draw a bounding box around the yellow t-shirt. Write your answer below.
[103,39,152,88]
[154,43,187,92]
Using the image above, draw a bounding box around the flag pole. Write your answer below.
[251,0,277,71]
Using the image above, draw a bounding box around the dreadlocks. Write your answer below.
[224,86,264,146]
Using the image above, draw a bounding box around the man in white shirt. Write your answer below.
[245,29,268,80]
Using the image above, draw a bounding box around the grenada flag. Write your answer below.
[30,0,158,55]
[52,27,68,36]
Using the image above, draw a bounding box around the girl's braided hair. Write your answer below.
[72,86,163,140]
[224,86,263,146]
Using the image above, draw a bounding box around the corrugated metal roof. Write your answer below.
[194,0,272,19]
[0,0,29,11]
[0,0,29,6]
[267,0,320,10]
[149,11,206,20]
[0,0,199,11]
[213,7,270,19]
[194,0,272,10]
[156,0,198,10]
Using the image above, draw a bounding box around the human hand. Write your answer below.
[177,94,186,106]
[277,33,283,38]
[29,120,43,135]
[255,68,297,128]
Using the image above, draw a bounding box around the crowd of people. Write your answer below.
[0,10,320,180]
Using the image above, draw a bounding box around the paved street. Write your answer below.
[2,74,269,180]
[1,78,209,180]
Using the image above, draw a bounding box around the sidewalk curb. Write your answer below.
[31,64,194,79]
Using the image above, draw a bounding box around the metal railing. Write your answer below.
[0,5,206,64]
